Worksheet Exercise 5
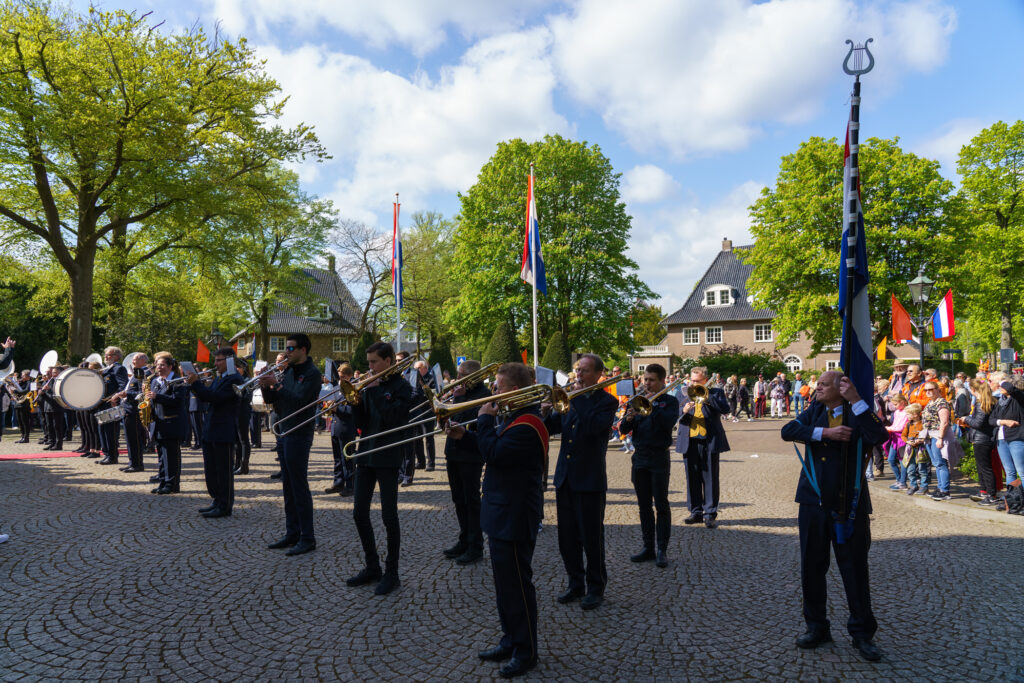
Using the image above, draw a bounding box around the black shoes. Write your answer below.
[324,484,343,494]
[202,508,231,519]
[233,466,249,475]
[557,587,585,604]
[122,467,143,473]
[852,637,882,661]
[98,457,118,465]
[270,471,283,480]
[796,630,833,649]
[374,572,400,595]
[346,566,382,587]
[630,547,656,563]
[655,549,669,568]
[704,513,718,529]
[149,475,162,483]
[580,593,603,610]
[455,547,483,565]
[478,644,514,662]
[425,465,435,472]
[267,535,299,549]
[155,486,179,494]
[499,656,537,678]
[444,542,468,559]
[198,505,216,514]
[285,539,316,556]
[684,511,704,525]
[339,484,353,497]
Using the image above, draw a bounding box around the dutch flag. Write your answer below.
[520,166,547,295]
[931,290,955,341]
[392,199,403,309]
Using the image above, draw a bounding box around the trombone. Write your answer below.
[407,362,500,415]
[343,383,569,460]
[564,374,624,401]
[271,355,417,437]
[628,378,683,417]
[234,359,288,397]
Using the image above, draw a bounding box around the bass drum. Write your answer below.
[52,367,104,410]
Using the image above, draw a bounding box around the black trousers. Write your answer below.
[249,412,263,448]
[684,439,720,515]
[353,465,400,572]
[631,465,671,550]
[279,432,315,542]
[188,410,203,447]
[234,421,251,470]
[798,503,877,640]
[157,438,181,488]
[556,484,607,596]
[44,411,63,446]
[400,442,416,482]
[123,412,145,469]
[414,423,435,468]
[203,442,234,512]
[17,405,31,440]
[99,420,120,460]
[80,409,99,452]
[488,536,538,662]
[330,433,355,487]
[447,460,483,550]
[973,439,997,495]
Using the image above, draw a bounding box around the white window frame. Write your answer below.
[826,360,840,371]
[269,336,286,352]
[754,324,773,343]
[783,355,802,372]
[636,364,647,374]
[702,285,732,308]
[683,328,700,345]
[705,290,717,306]
[705,326,723,344]
[332,337,347,353]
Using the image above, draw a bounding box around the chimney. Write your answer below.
[327,254,336,273]
[722,238,732,252]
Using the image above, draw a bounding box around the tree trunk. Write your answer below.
[67,246,97,360]
[258,302,270,363]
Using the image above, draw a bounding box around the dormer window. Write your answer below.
[703,285,732,308]
[307,303,330,319]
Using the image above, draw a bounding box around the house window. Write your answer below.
[636,364,647,374]
[783,355,802,372]
[683,328,699,345]
[754,324,773,343]
[703,285,732,308]
[705,327,723,344]
[705,290,717,306]
[307,303,329,319]
[269,336,286,352]
[332,337,348,353]
[826,360,840,371]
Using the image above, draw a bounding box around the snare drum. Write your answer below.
[95,404,127,425]
[52,367,104,410]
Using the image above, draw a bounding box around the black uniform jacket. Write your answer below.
[678,386,732,454]
[621,393,679,469]
[123,367,151,415]
[190,373,243,444]
[476,406,547,542]
[331,400,356,441]
[102,364,129,399]
[151,375,190,441]
[0,347,12,372]
[262,359,322,437]
[545,388,618,492]
[781,401,889,514]
[443,383,491,464]
[353,372,413,468]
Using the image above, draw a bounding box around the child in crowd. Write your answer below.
[886,394,910,490]
[902,404,930,496]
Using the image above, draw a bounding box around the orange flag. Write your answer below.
[876,336,887,360]
[891,295,913,343]
[520,349,529,364]
[196,339,211,363]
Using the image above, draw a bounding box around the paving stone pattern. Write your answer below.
[1,419,1022,681]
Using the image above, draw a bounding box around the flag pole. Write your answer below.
[530,163,538,370]
[395,192,402,351]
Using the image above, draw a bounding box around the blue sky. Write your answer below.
[75,0,1024,314]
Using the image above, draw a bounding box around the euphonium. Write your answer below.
[687,382,708,403]
[629,378,683,417]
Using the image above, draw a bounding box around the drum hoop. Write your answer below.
[54,367,104,411]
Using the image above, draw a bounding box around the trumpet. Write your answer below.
[628,378,683,417]
[167,369,212,387]
[271,355,417,437]
[234,359,287,397]
[344,382,569,460]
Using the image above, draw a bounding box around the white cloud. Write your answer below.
[256,29,571,225]
[621,164,680,204]
[913,117,984,178]
[629,181,764,314]
[550,0,957,158]
[206,0,550,55]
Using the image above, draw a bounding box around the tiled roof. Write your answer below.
[264,268,362,336]
[661,246,774,325]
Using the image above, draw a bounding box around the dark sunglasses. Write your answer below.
[286,345,297,352]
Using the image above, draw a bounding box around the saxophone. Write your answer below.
[137,375,153,428]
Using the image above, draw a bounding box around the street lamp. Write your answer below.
[907,268,935,368]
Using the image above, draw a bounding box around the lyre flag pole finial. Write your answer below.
[843,38,875,78]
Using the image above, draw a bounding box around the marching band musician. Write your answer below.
[234,358,253,475]
[260,334,322,557]
[325,362,356,497]
[37,367,64,451]
[347,342,412,595]
[544,354,618,610]
[441,359,491,565]
[186,348,244,518]
[268,351,288,481]
[679,366,731,529]
[98,347,129,465]
[187,374,204,451]
[619,363,678,568]
[0,336,13,373]
[413,360,438,471]
[474,362,547,679]
[146,352,189,494]
[115,352,150,473]
[15,370,33,443]
[75,361,103,458]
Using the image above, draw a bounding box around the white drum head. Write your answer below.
[53,368,104,410]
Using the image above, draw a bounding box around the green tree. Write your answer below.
[446,134,654,355]
[350,330,375,372]
[403,211,458,351]
[743,136,955,355]
[954,120,1024,358]
[0,4,325,357]
[630,302,666,347]
[540,330,572,372]
[428,336,456,379]
[483,321,520,365]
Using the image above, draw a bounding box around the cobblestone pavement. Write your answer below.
[2,419,1023,681]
